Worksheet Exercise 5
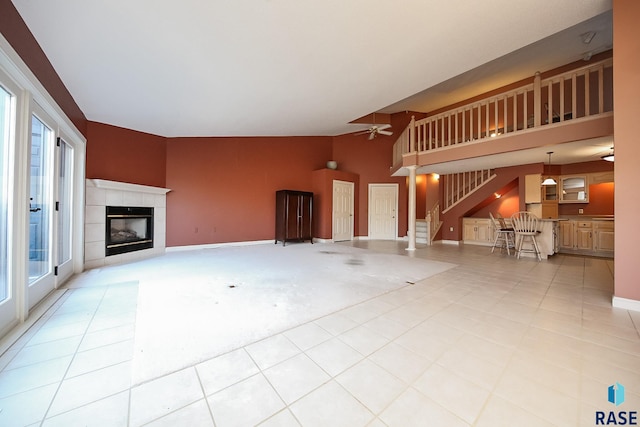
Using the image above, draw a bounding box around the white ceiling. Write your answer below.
[11,0,613,139]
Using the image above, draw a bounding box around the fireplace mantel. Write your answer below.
[91,179,171,195]
[85,179,169,269]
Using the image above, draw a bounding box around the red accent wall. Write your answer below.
[165,136,332,247]
[439,164,539,241]
[332,132,408,238]
[0,0,87,136]
[557,160,614,216]
[86,122,167,187]
[312,169,360,239]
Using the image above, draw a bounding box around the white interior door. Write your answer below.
[368,184,398,240]
[332,180,354,242]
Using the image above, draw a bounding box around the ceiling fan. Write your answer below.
[355,123,393,140]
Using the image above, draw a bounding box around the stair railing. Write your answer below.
[392,57,613,167]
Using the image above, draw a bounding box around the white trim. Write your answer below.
[313,238,332,243]
[92,179,171,195]
[166,240,274,252]
[0,34,85,145]
[612,296,640,312]
[441,240,461,245]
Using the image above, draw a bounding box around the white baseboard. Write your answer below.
[166,240,274,252]
[440,240,461,246]
[612,296,640,312]
[313,238,332,243]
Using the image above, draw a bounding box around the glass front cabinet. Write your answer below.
[559,175,588,203]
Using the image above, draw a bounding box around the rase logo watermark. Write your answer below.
[609,382,626,407]
[596,382,637,425]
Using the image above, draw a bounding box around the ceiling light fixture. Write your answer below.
[541,152,557,186]
[581,31,596,44]
[601,147,614,162]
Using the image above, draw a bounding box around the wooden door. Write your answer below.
[299,193,313,240]
[285,193,299,239]
[559,221,574,249]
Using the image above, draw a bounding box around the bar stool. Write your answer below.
[510,211,542,261]
[489,212,515,255]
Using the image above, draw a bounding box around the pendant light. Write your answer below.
[601,147,614,162]
[541,152,557,186]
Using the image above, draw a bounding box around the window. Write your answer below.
[0,84,12,302]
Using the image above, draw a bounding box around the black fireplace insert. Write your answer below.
[105,206,154,256]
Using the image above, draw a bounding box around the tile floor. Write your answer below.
[0,241,638,427]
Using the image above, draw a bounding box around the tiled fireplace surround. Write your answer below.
[84,179,170,270]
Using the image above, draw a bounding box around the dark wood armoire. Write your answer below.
[275,190,313,246]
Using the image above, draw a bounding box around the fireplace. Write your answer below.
[106,206,154,256]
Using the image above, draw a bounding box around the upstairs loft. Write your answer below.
[391,56,614,176]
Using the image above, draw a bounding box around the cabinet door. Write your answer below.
[559,176,588,203]
[595,230,615,252]
[285,194,299,239]
[299,194,313,239]
[476,221,493,243]
[463,221,477,241]
[559,221,574,249]
[525,174,542,203]
[576,228,593,250]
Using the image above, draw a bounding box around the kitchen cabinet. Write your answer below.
[559,175,588,203]
[462,218,493,245]
[559,221,574,250]
[525,174,542,203]
[575,221,593,250]
[525,174,558,218]
[275,190,313,246]
[557,219,614,257]
[593,221,615,253]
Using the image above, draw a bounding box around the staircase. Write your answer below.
[442,170,496,213]
[416,202,443,245]
[416,220,428,244]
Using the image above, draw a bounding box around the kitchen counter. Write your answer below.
[560,215,614,221]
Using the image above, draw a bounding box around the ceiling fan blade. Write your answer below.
[368,132,376,140]
[354,130,370,136]
[378,130,393,136]
[376,124,391,131]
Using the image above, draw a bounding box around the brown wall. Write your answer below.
[557,160,614,216]
[165,136,332,247]
[473,186,520,219]
[312,169,360,239]
[332,131,408,238]
[86,122,167,188]
[613,0,640,301]
[0,0,87,136]
[439,164,539,241]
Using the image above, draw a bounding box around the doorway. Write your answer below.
[368,184,398,240]
[332,180,354,242]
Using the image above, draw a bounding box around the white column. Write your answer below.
[407,165,417,251]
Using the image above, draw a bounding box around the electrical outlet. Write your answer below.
[449,226,454,232]
[579,208,584,214]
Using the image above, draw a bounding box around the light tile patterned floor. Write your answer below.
[0,241,638,427]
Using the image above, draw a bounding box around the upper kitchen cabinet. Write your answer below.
[559,175,588,203]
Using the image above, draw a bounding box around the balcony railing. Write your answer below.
[392,58,613,167]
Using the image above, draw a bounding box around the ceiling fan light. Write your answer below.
[601,153,614,162]
[541,177,557,186]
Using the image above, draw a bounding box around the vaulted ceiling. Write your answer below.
[11,1,612,138]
